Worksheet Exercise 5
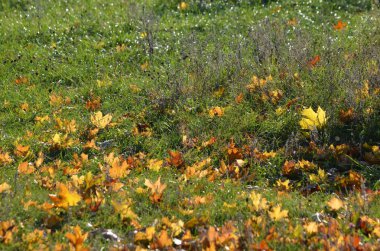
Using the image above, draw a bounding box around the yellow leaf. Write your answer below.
[268,205,288,221]
[209,106,224,118]
[304,222,319,235]
[49,183,81,209]
[299,106,327,130]
[327,197,344,211]
[147,159,163,172]
[111,200,138,222]
[178,2,188,11]
[0,182,11,193]
[90,111,112,129]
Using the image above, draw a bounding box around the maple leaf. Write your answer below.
[109,156,129,179]
[147,159,163,172]
[90,111,112,129]
[333,20,347,31]
[49,183,81,209]
[276,179,290,191]
[327,197,344,211]
[0,152,13,165]
[14,144,30,157]
[135,226,155,242]
[111,200,138,222]
[151,230,173,249]
[167,150,184,168]
[145,177,167,203]
[299,106,327,130]
[304,221,319,235]
[18,162,35,175]
[0,220,18,244]
[268,205,288,221]
[0,182,11,194]
[85,95,101,111]
[249,191,268,211]
[65,226,89,251]
[209,106,224,118]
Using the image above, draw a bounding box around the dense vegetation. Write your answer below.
[0,0,379,250]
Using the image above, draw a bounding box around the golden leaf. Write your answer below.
[147,159,163,172]
[90,111,112,129]
[0,182,11,194]
[178,2,188,11]
[145,177,167,203]
[65,226,89,251]
[299,106,327,130]
[327,197,344,211]
[268,205,288,221]
[111,200,138,222]
[109,157,129,179]
[209,106,224,118]
[49,183,81,209]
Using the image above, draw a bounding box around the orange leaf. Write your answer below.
[109,157,130,179]
[307,55,320,68]
[65,226,89,251]
[49,183,81,209]
[15,76,29,85]
[333,20,347,31]
[209,106,224,118]
[145,177,167,203]
[18,162,35,174]
[167,150,184,168]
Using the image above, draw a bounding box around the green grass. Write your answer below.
[1,0,380,249]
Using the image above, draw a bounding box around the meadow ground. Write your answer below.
[0,0,380,250]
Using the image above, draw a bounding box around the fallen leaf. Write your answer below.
[327,197,344,211]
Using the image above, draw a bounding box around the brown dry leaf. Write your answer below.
[167,150,184,168]
[85,95,101,111]
[0,182,11,194]
[49,93,64,106]
[90,111,112,129]
[20,102,29,112]
[235,93,244,104]
[65,226,89,251]
[287,18,298,26]
[227,140,243,162]
[339,108,355,123]
[145,177,167,203]
[327,197,344,211]
[141,61,149,71]
[18,162,35,175]
[49,183,81,210]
